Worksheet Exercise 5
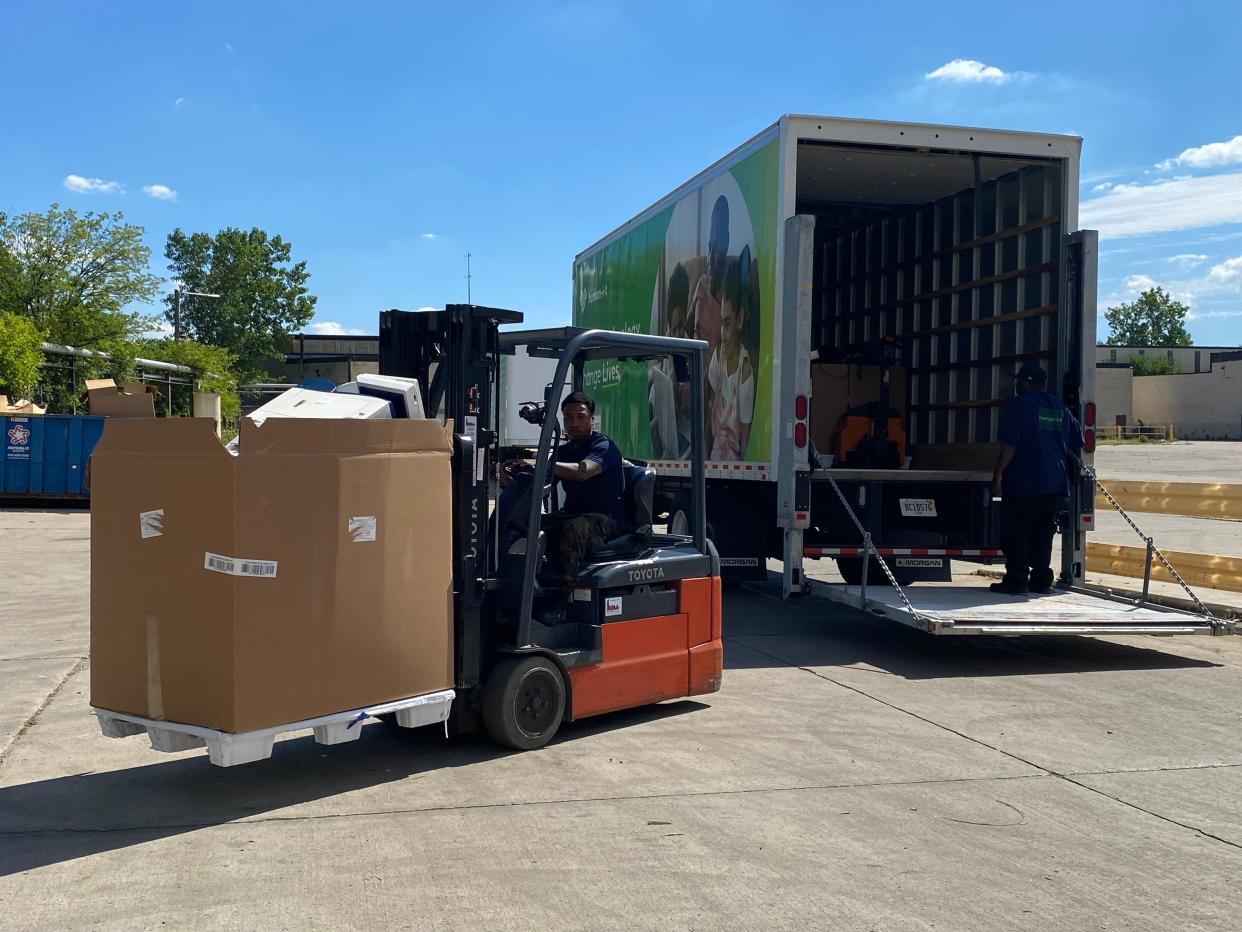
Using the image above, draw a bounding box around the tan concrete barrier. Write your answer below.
[1095,481,1242,521]
[1087,542,1242,593]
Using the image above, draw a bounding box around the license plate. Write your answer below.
[899,498,937,517]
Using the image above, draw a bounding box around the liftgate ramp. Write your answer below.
[808,469,1232,638]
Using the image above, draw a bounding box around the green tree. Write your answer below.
[1104,286,1193,347]
[0,311,44,399]
[0,205,160,348]
[1129,354,1184,376]
[135,338,242,420]
[164,227,316,381]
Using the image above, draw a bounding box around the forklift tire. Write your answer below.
[481,655,566,751]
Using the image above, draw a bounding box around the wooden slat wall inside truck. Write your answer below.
[813,164,1063,445]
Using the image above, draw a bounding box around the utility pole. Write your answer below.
[465,252,472,305]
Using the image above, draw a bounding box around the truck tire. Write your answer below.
[481,655,566,750]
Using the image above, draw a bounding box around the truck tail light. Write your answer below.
[1084,428,1096,454]
[1084,402,1096,427]
[794,423,807,448]
[795,394,808,420]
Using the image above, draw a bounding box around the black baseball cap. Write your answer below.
[1016,362,1047,385]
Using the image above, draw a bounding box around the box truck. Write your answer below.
[573,114,1228,636]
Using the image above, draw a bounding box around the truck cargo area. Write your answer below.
[817,579,1220,636]
[800,137,1068,454]
[794,128,1088,591]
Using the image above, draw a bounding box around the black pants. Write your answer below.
[1000,494,1064,590]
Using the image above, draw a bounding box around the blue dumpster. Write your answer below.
[1,415,106,499]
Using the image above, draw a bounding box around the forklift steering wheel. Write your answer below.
[501,461,536,484]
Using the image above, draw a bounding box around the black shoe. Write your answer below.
[990,582,1027,596]
[1028,585,1052,595]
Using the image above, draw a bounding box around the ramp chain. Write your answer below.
[822,473,930,627]
[1079,458,1224,629]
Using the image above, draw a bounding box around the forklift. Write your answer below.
[379,305,723,750]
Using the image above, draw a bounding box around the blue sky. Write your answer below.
[3,1,1240,345]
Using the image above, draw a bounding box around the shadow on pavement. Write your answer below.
[0,502,90,513]
[0,701,704,877]
[722,581,1220,680]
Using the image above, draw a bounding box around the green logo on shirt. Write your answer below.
[1038,409,1061,431]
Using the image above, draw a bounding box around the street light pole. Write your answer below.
[172,288,221,341]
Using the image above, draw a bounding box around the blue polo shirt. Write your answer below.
[556,431,625,524]
[997,391,1084,496]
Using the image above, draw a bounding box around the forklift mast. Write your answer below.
[379,304,523,690]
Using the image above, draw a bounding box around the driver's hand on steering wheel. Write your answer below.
[500,458,536,486]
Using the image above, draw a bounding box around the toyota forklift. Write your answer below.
[379,305,723,750]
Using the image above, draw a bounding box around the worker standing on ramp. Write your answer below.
[991,362,1084,595]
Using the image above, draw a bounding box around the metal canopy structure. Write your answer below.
[500,327,695,364]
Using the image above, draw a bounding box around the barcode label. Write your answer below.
[204,552,279,578]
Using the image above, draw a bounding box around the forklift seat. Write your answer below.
[590,463,656,561]
[622,463,655,531]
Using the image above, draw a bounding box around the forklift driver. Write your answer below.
[551,392,625,524]
[503,391,625,580]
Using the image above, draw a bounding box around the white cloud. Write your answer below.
[142,184,177,201]
[1092,182,1114,193]
[307,321,368,336]
[420,232,440,240]
[415,306,437,313]
[1080,172,1242,237]
[1125,274,1157,291]
[1170,253,1209,267]
[63,174,122,194]
[1186,309,1242,321]
[1156,134,1242,171]
[1207,255,1242,289]
[924,58,1028,84]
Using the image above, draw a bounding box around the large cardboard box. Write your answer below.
[89,416,454,733]
[809,364,908,455]
[0,396,46,416]
[85,379,159,417]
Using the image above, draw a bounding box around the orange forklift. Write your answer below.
[379,306,723,749]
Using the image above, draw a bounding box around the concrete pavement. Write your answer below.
[3,508,1242,929]
[1094,441,1242,483]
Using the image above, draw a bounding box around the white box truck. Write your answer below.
[573,114,1228,636]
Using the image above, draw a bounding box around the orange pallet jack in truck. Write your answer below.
[378,307,723,749]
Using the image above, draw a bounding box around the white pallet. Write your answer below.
[93,689,455,767]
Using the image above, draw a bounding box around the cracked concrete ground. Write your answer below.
[3,508,1242,930]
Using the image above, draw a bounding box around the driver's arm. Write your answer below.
[551,459,603,482]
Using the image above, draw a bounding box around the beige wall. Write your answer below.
[1132,358,1242,439]
[1095,365,1133,426]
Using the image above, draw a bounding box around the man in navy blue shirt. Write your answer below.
[992,362,1084,595]
[552,391,625,525]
